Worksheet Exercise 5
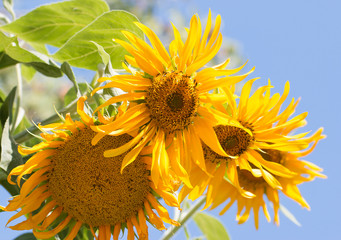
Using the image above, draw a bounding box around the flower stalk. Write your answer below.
[161,196,207,240]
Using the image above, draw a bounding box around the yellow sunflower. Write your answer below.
[179,79,324,201]
[90,11,254,188]
[205,135,326,229]
[1,96,179,240]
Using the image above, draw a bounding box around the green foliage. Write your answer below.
[64,83,90,107]
[0,118,22,196]
[193,212,230,240]
[0,118,23,175]
[0,32,62,77]
[0,168,7,181]
[0,52,17,68]
[13,115,32,136]
[91,41,115,75]
[75,226,95,240]
[53,10,143,70]
[21,64,36,82]
[0,87,16,127]
[13,233,37,240]
[61,61,79,94]
[91,41,110,66]
[0,0,110,48]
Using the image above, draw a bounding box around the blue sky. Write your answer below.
[1,0,340,239]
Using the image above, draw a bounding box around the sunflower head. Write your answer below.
[2,96,179,240]
[202,94,327,229]
[90,11,254,189]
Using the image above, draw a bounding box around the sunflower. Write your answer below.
[90,11,254,188]
[1,96,179,240]
[179,79,324,203]
[205,135,326,229]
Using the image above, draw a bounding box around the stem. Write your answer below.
[11,64,22,133]
[13,99,78,144]
[161,196,207,240]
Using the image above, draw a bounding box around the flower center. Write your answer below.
[259,149,284,164]
[146,71,199,133]
[166,92,185,111]
[48,127,150,227]
[237,168,266,191]
[203,125,252,164]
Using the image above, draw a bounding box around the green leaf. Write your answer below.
[91,41,116,75]
[53,10,143,70]
[279,204,302,227]
[0,30,14,50]
[0,51,17,69]
[0,32,62,77]
[0,118,23,174]
[193,212,230,240]
[61,62,80,96]
[0,118,22,196]
[0,168,7,181]
[0,0,110,47]
[21,64,36,82]
[64,83,89,107]
[29,42,49,55]
[13,114,32,136]
[28,61,62,78]
[0,88,6,103]
[61,62,76,83]
[75,226,94,240]
[0,86,16,127]
[91,41,110,66]
[13,233,37,240]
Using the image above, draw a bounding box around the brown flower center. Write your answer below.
[48,127,150,227]
[259,149,284,164]
[146,71,199,133]
[237,168,266,191]
[203,125,252,164]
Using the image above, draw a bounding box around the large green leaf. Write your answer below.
[193,212,230,240]
[0,0,109,47]
[52,10,143,70]
[13,233,37,240]
[0,31,62,77]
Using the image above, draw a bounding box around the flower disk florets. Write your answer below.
[146,71,199,133]
[49,127,150,227]
[203,125,252,164]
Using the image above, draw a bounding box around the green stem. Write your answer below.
[11,64,22,133]
[13,99,78,144]
[161,196,207,240]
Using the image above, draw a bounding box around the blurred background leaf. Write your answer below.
[193,212,230,240]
